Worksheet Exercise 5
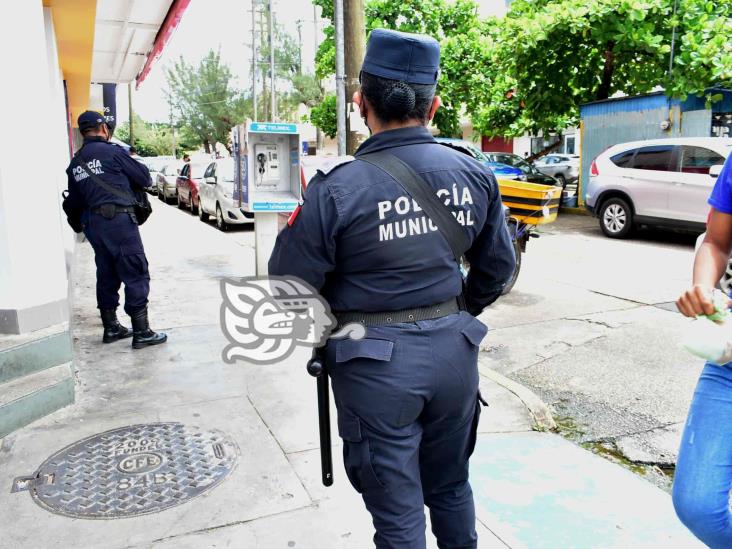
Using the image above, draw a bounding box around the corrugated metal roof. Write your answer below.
[580,93,670,117]
[581,89,732,118]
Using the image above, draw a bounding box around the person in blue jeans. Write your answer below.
[674,153,732,548]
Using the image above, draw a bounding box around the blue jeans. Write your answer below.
[673,363,732,548]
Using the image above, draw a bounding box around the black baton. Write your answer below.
[307,347,333,486]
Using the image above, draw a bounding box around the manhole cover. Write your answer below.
[11,423,238,519]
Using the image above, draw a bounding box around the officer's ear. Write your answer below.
[353,91,364,112]
[427,96,442,122]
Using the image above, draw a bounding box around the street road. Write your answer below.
[149,198,701,490]
[479,213,702,489]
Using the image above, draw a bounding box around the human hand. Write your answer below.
[677,285,721,318]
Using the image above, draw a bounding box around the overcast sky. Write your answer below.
[121,0,508,123]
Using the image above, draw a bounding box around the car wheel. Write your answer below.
[556,174,567,190]
[158,189,164,201]
[599,197,633,238]
[189,195,197,215]
[199,202,209,222]
[177,192,184,209]
[216,204,228,232]
[501,238,522,295]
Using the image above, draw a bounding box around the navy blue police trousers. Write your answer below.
[83,212,150,315]
[326,311,487,549]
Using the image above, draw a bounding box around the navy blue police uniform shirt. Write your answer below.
[269,126,516,316]
[65,136,152,211]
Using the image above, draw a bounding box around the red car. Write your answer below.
[176,161,208,214]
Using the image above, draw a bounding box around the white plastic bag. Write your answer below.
[682,290,732,365]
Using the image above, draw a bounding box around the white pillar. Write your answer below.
[254,212,280,276]
[0,3,72,333]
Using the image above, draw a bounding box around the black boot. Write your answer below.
[130,307,168,349]
[100,308,132,343]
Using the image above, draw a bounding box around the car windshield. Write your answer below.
[436,139,488,161]
[217,162,235,182]
[144,158,171,172]
[462,143,488,161]
[188,164,208,179]
[488,153,534,174]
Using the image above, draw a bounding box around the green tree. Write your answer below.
[475,0,732,137]
[115,114,175,157]
[166,50,251,153]
[312,0,485,137]
[311,0,732,141]
[309,93,337,138]
[253,20,303,120]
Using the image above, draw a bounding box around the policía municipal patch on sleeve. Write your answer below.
[287,203,302,226]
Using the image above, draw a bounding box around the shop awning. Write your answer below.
[45,0,190,122]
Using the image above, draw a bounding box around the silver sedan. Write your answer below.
[156,163,182,204]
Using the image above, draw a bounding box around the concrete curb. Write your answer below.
[559,206,589,216]
[478,358,557,431]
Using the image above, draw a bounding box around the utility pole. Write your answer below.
[344,0,365,155]
[314,3,324,152]
[128,82,134,147]
[296,20,303,75]
[334,0,346,155]
[168,100,176,157]
[268,0,276,121]
[251,0,258,121]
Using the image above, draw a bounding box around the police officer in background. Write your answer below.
[65,111,167,349]
[269,29,515,548]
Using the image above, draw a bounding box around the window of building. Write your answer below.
[564,136,576,155]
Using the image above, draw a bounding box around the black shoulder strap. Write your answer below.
[358,151,470,262]
[73,154,136,204]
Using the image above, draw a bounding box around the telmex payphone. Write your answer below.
[231,122,302,275]
[231,121,301,212]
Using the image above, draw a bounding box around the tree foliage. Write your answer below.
[115,114,174,157]
[312,0,481,136]
[166,50,250,153]
[476,0,732,137]
[255,20,304,120]
[311,0,732,139]
[309,93,337,138]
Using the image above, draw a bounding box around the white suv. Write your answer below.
[198,159,254,231]
[586,137,732,238]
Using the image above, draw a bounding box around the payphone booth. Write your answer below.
[232,122,301,275]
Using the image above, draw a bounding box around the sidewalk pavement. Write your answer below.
[0,204,702,548]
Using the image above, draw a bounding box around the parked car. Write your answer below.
[141,156,175,193]
[176,162,208,214]
[483,152,559,186]
[533,154,580,188]
[585,137,732,238]
[198,159,254,231]
[435,138,524,179]
[156,163,182,204]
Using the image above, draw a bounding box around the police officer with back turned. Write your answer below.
[65,111,167,349]
[269,29,515,548]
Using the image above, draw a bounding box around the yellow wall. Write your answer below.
[43,0,97,124]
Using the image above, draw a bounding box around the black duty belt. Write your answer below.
[335,297,462,327]
[91,205,135,215]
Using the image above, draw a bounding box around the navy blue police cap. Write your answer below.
[361,28,440,85]
[78,110,106,131]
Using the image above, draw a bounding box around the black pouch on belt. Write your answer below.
[99,204,117,219]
